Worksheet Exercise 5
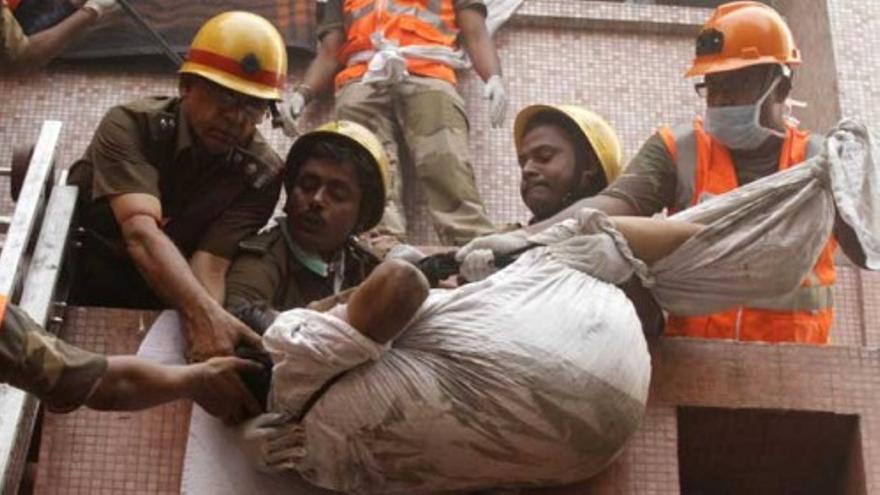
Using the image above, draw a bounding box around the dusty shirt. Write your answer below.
[602,132,823,215]
[0,301,107,412]
[224,222,379,312]
[0,5,27,72]
[318,0,487,39]
[68,96,283,259]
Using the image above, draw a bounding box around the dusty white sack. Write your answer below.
[267,250,651,493]
[647,119,880,315]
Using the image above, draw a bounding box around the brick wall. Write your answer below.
[7,0,880,492]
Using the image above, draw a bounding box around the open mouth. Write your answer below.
[299,211,325,231]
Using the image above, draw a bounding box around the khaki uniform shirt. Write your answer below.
[0,4,28,72]
[68,96,283,307]
[0,300,107,412]
[225,222,379,312]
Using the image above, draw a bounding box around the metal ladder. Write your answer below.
[0,121,80,494]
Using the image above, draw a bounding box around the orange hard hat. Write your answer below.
[685,1,799,78]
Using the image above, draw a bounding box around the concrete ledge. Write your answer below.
[23,309,880,493]
[510,0,710,36]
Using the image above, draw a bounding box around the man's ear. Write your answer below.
[179,76,191,98]
[577,165,598,192]
[774,76,792,102]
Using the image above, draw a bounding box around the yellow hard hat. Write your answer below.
[285,120,391,231]
[514,104,623,183]
[686,1,799,78]
[180,11,287,100]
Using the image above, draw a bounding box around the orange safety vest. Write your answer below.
[658,118,836,344]
[336,0,462,88]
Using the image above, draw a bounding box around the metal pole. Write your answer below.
[115,0,183,66]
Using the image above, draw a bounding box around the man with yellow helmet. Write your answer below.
[67,12,287,361]
[224,121,390,330]
[456,104,662,333]
[514,104,622,225]
[280,0,504,246]
[459,1,866,344]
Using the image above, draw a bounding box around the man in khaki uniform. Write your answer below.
[67,12,286,361]
[225,121,389,328]
[1,0,116,74]
[281,0,506,245]
[0,295,261,421]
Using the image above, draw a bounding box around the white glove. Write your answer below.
[385,243,427,263]
[483,75,508,128]
[83,0,118,18]
[459,248,496,282]
[455,230,530,281]
[280,91,307,138]
[239,413,304,473]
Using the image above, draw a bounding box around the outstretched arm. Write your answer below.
[87,355,263,423]
[610,216,704,266]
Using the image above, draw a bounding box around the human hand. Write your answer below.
[184,306,263,362]
[83,0,118,18]
[240,413,304,473]
[185,356,264,423]
[483,75,508,128]
[279,91,308,138]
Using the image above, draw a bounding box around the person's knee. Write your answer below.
[346,259,429,344]
[373,259,430,308]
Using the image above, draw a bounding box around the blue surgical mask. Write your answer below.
[704,76,785,150]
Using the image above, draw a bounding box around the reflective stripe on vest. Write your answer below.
[659,118,836,344]
[337,0,461,87]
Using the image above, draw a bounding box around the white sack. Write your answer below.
[647,119,880,315]
[268,251,651,494]
[179,119,880,494]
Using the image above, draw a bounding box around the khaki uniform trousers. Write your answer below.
[335,76,495,246]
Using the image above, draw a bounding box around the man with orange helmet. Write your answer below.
[280,0,504,246]
[1,0,117,73]
[458,1,867,344]
[67,12,287,361]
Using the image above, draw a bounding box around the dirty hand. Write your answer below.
[483,74,508,128]
[240,413,304,473]
[184,305,263,362]
[280,91,308,138]
[83,0,118,18]
[185,356,264,423]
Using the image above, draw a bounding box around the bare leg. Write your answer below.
[610,217,704,266]
[345,259,430,344]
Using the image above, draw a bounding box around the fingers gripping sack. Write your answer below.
[239,413,304,473]
[229,303,278,409]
